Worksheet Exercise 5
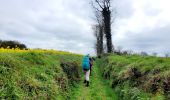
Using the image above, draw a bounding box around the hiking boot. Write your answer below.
[83,80,86,83]
[86,81,89,87]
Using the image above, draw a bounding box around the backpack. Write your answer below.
[82,56,90,69]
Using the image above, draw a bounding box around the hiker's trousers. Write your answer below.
[85,70,90,81]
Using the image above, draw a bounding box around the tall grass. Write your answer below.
[97,54,170,100]
[0,48,82,99]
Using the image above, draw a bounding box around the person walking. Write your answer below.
[82,54,90,87]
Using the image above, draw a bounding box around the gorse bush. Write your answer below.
[97,54,170,100]
[0,48,82,99]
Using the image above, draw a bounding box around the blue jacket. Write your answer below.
[82,55,90,69]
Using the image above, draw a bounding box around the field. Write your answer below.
[1,48,170,100]
[0,48,82,99]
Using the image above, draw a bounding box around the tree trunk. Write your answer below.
[99,25,104,55]
[102,8,113,53]
[94,25,103,56]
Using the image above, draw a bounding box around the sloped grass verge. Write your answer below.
[97,54,170,100]
[0,50,82,99]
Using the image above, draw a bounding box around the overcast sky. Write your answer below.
[0,0,170,56]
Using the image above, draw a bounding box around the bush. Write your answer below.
[0,40,27,49]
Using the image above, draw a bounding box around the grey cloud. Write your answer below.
[0,0,170,56]
[115,24,170,54]
[142,1,162,17]
[0,0,95,55]
[114,0,134,18]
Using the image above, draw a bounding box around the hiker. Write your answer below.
[82,54,90,87]
[89,57,94,76]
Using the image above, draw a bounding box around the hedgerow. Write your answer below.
[97,54,170,100]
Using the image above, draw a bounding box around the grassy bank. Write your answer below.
[97,54,170,100]
[0,49,82,99]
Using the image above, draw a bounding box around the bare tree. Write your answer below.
[92,25,103,56]
[92,3,104,56]
[91,0,115,53]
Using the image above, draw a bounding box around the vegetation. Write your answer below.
[0,40,27,50]
[0,48,82,99]
[97,54,170,100]
[1,46,170,100]
[71,61,118,100]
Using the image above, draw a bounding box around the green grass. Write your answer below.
[2,49,170,100]
[97,54,170,100]
[70,62,118,100]
[0,50,82,99]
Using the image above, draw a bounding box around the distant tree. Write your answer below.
[91,0,116,53]
[141,51,148,56]
[165,53,169,58]
[117,46,123,53]
[127,50,133,55]
[122,50,133,55]
[0,40,27,50]
[152,52,157,56]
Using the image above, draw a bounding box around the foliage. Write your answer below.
[70,61,118,100]
[0,48,82,99]
[0,40,27,50]
[97,54,170,99]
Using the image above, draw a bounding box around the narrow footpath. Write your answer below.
[70,62,118,100]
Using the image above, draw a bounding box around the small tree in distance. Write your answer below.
[141,51,148,56]
[152,52,158,56]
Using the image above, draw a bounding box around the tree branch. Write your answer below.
[91,1,102,12]
[94,10,103,25]
[95,0,104,9]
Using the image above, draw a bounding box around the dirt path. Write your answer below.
[70,62,118,100]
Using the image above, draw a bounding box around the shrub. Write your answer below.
[0,40,27,50]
